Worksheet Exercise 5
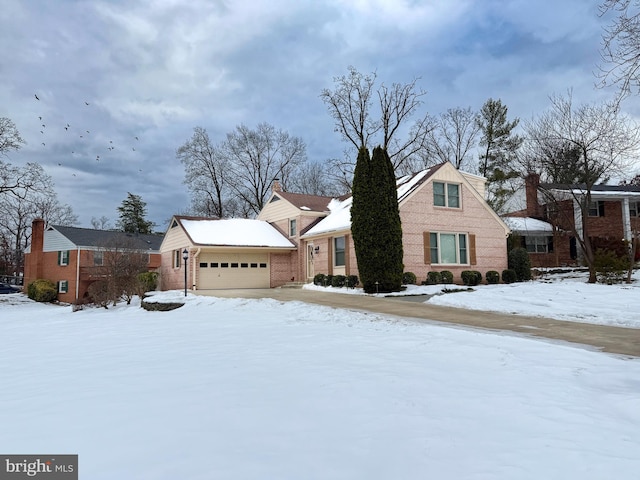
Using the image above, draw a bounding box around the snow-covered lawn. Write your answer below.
[304,268,640,328]
[1,272,639,479]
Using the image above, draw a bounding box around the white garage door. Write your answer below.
[197,253,270,289]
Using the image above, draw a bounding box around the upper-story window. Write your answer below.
[588,200,605,217]
[94,250,104,266]
[58,250,69,266]
[174,249,182,268]
[289,219,297,237]
[433,182,460,208]
[629,201,640,217]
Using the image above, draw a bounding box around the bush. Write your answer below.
[402,272,417,285]
[331,275,346,287]
[502,269,517,284]
[137,271,159,294]
[425,271,442,285]
[346,275,359,288]
[26,279,57,302]
[486,270,500,284]
[440,270,454,284]
[87,280,110,308]
[508,247,532,282]
[313,273,326,286]
[325,275,334,287]
[461,270,482,286]
[594,249,628,284]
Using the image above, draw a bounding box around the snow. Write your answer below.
[1,272,640,479]
[305,269,640,329]
[180,218,295,248]
[503,216,553,233]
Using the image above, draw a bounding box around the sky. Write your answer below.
[1,0,636,230]
[1,272,639,478]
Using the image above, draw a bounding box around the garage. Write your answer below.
[197,252,270,289]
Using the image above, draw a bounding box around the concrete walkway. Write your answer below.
[195,288,640,358]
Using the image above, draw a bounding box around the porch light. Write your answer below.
[182,248,189,297]
[314,246,320,253]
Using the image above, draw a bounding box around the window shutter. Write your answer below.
[548,237,554,253]
[327,240,333,275]
[599,201,605,217]
[469,234,477,265]
[344,235,350,274]
[57,251,61,265]
[423,232,431,265]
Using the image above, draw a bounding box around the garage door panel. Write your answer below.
[198,253,269,289]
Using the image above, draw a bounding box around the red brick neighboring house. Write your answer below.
[24,219,162,303]
[504,174,640,267]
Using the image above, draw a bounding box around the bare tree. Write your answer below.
[91,216,112,230]
[287,161,345,197]
[177,127,233,218]
[523,91,640,282]
[221,123,307,216]
[427,106,481,170]
[599,0,640,100]
[0,117,25,156]
[320,66,434,181]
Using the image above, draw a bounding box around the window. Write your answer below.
[250,263,258,268]
[433,182,460,208]
[289,219,297,236]
[429,232,468,264]
[93,250,103,266]
[174,250,181,268]
[259,263,267,268]
[221,262,229,268]
[58,250,69,266]
[525,236,553,254]
[199,262,208,268]
[210,262,218,268]
[588,201,605,217]
[241,263,248,268]
[334,236,345,267]
[58,280,68,293]
[630,201,640,217]
[231,263,239,268]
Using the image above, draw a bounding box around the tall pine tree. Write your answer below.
[351,146,403,293]
[116,192,155,234]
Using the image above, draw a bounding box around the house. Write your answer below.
[504,174,640,267]
[23,219,163,303]
[163,162,511,290]
[158,216,297,290]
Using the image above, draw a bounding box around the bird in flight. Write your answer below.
[35,94,40,100]
[85,101,90,105]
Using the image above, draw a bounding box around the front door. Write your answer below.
[307,244,314,281]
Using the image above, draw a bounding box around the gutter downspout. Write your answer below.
[75,248,81,302]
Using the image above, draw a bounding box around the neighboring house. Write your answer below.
[159,216,297,290]
[23,219,162,303]
[504,174,640,267]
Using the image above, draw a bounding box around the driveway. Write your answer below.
[195,288,640,358]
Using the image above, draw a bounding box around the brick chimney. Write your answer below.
[28,218,45,281]
[272,178,282,192]
[525,173,542,218]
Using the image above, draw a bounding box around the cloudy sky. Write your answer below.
[1,0,636,229]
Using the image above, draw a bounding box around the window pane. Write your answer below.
[447,184,460,208]
[334,236,346,266]
[440,234,457,264]
[433,182,446,206]
[430,232,439,264]
[290,219,297,236]
[458,234,467,263]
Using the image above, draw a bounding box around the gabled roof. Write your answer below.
[302,164,445,238]
[503,217,554,235]
[273,191,334,212]
[171,216,295,248]
[50,225,163,251]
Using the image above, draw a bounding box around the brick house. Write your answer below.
[23,219,162,303]
[504,174,640,267]
[161,162,511,291]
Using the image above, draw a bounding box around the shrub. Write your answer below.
[486,270,500,284]
[331,275,346,287]
[440,270,454,284]
[313,273,326,286]
[502,269,517,284]
[346,275,359,288]
[508,247,532,282]
[88,280,111,308]
[325,275,334,287]
[26,279,58,303]
[594,249,627,284]
[402,272,417,285]
[137,271,159,294]
[461,270,482,286]
[426,271,442,285]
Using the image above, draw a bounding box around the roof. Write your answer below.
[177,217,296,248]
[51,225,163,251]
[542,182,640,198]
[302,164,443,237]
[503,217,554,234]
[274,191,334,212]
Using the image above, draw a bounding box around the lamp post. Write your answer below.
[182,248,189,297]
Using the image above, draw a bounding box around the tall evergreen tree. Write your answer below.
[351,146,403,293]
[116,193,155,234]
